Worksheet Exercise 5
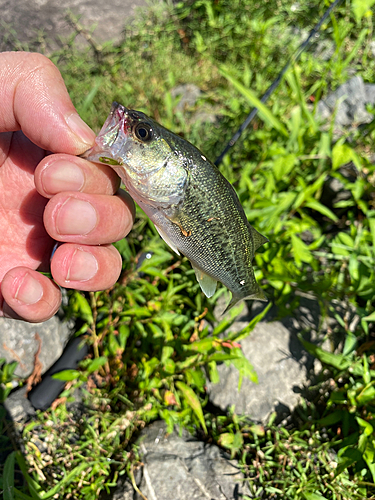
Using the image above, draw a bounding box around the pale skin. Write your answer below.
[0,52,135,322]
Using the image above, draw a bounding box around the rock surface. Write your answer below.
[0,316,72,378]
[316,75,375,128]
[3,386,36,423]
[171,84,203,112]
[208,294,352,423]
[171,83,219,124]
[109,420,247,500]
[207,319,315,423]
[1,0,151,53]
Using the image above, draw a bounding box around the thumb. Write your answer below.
[0,51,95,155]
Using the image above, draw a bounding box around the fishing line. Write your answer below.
[214,0,345,167]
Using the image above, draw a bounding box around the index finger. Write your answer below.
[0,51,95,154]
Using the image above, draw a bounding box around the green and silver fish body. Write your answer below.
[82,102,268,310]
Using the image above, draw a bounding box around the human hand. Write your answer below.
[0,52,135,322]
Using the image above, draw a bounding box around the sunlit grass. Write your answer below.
[2,0,375,498]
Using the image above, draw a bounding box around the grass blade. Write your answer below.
[4,451,15,500]
[220,67,289,137]
[176,381,207,434]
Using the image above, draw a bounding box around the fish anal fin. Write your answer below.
[155,225,181,256]
[192,264,217,298]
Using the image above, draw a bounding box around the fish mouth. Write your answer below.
[81,102,131,165]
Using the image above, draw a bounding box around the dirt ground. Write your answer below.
[0,0,153,53]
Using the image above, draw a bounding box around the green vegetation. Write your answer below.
[2,0,375,498]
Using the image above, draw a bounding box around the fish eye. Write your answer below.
[134,122,153,143]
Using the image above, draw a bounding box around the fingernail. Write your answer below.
[66,249,98,282]
[42,161,85,194]
[65,113,96,145]
[56,198,97,235]
[14,273,43,305]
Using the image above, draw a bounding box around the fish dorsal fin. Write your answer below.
[155,225,181,256]
[250,227,269,251]
[192,264,217,298]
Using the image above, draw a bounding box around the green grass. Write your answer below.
[2,0,375,498]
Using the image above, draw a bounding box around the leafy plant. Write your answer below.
[2,0,375,498]
[301,338,375,493]
[0,359,18,403]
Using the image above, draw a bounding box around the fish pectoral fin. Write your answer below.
[192,264,217,298]
[155,225,181,256]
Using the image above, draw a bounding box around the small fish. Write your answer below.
[82,102,268,311]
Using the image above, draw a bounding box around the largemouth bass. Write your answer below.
[83,102,267,311]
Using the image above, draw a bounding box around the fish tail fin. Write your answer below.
[223,285,267,314]
[250,227,269,251]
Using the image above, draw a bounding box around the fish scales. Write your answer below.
[162,160,259,298]
[82,102,267,310]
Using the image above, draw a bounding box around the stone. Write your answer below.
[0,315,72,379]
[108,480,135,500]
[208,294,324,424]
[207,319,315,423]
[113,420,248,500]
[208,293,353,423]
[316,75,375,128]
[171,84,202,112]
[314,39,335,61]
[0,0,152,53]
[3,386,36,423]
[365,83,375,105]
[320,162,358,208]
[170,84,219,124]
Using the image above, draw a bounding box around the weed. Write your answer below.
[2,1,375,499]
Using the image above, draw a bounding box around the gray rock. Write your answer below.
[109,480,135,500]
[365,83,375,105]
[208,293,352,423]
[315,100,332,122]
[316,75,375,128]
[0,315,72,379]
[110,420,248,500]
[324,177,351,203]
[171,84,202,112]
[170,84,219,124]
[321,162,358,207]
[0,0,152,53]
[207,319,315,423]
[314,39,335,61]
[3,386,36,422]
[191,109,219,124]
[325,76,366,112]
